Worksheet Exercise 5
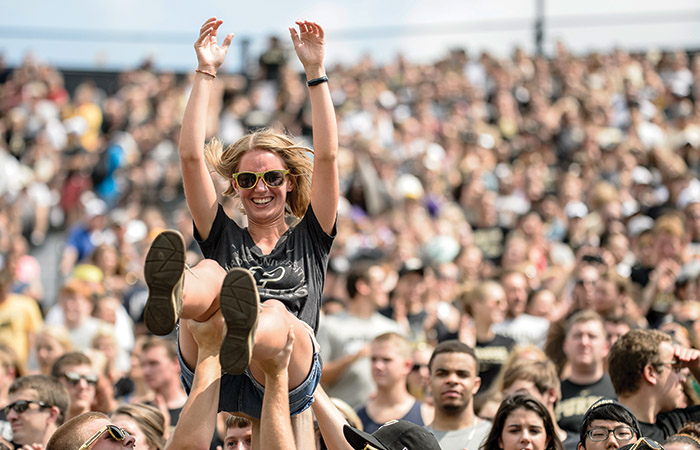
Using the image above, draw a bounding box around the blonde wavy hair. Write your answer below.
[112,403,166,450]
[204,130,314,219]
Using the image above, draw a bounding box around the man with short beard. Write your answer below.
[424,340,492,450]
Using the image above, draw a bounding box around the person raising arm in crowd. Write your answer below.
[142,14,337,443]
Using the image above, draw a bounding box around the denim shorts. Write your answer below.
[178,327,322,419]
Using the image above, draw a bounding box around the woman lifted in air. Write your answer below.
[143,16,337,420]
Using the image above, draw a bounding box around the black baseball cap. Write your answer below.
[343,420,441,450]
[579,399,642,446]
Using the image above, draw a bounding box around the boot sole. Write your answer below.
[219,268,259,375]
[144,230,186,336]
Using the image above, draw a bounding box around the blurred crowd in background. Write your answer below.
[1,35,700,446]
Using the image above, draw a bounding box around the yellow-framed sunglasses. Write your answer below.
[78,424,130,450]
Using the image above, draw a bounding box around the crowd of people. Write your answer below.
[1,11,700,450]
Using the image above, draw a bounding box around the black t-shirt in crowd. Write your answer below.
[639,405,700,440]
[195,204,336,333]
[556,374,617,434]
[475,334,516,393]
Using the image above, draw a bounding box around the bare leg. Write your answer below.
[248,300,315,390]
[181,259,227,321]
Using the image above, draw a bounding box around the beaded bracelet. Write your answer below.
[195,69,216,79]
[306,75,328,87]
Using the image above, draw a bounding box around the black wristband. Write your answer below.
[306,76,328,87]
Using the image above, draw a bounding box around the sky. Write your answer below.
[1,0,700,73]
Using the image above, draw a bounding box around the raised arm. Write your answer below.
[289,21,338,234]
[311,385,354,450]
[256,325,297,450]
[180,17,234,240]
[164,311,224,450]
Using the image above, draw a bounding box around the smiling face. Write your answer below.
[498,408,548,450]
[233,149,292,227]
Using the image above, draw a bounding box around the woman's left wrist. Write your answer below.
[304,65,326,79]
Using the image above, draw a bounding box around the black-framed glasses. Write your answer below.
[587,426,635,442]
[3,400,51,416]
[63,371,99,386]
[78,424,130,450]
[232,170,289,189]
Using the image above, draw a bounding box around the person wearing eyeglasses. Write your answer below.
[51,352,99,420]
[46,411,135,450]
[608,329,700,440]
[577,398,641,450]
[140,15,338,443]
[6,374,68,448]
[406,343,434,406]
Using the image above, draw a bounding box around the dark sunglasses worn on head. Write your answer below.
[232,170,289,189]
[78,424,130,450]
[2,400,51,416]
[64,371,99,386]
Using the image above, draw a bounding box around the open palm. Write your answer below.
[289,20,325,69]
[195,17,234,71]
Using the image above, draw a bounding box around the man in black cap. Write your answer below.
[343,419,441,450]
[578,398,641,450]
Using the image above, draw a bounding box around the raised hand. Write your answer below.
[185,309,225,355]
[257,325,295,378]
[194,17,234,74]
[289,20,325,74]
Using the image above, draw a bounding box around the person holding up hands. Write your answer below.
[142,14,337,424]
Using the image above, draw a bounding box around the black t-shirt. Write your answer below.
[195,204,336,332]
[639,405,700,440]
[475,334,516,393]
[556,375,617,434]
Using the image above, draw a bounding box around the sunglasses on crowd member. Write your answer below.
[78,424,131,450]
[63,371,99,386]
[586,426,635,442]
[3,400,51,416]
[411,363,429,372]
[656,360,683,373]
[627,437,665,450]
[232,170,289,189]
